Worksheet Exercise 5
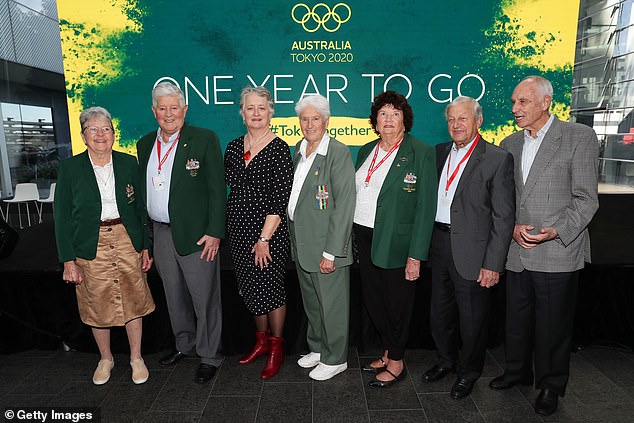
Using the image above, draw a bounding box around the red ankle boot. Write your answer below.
[260,336,284,379]
[238,331,269,364]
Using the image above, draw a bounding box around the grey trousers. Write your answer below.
[153,222,223,366]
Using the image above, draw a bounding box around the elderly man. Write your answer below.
[490,76,599,416]
[136,82,226,384]
[287,95,356,381]
[423,96,515,399]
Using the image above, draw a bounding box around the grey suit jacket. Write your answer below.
[435,138,515,280]
[289,137,356,273]
[500,117,599,272]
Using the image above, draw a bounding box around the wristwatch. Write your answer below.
[259,236,270,243]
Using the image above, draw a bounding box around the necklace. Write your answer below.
[244,132,268,161]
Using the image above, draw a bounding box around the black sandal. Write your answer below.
[361,356,387,373]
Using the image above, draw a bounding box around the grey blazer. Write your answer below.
[435,138,515,280]
[500,117,599,273]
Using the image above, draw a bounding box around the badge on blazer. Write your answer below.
[396,156,408,167]
[403,172,417,192]
[186,158,200,176]
[315,185,329,209]
[126,183,136,203]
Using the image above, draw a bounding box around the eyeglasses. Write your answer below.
[83,126,113,135]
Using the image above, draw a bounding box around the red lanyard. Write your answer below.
[156,132,180,172]
[365,138,403,184]
[445,134,480,192]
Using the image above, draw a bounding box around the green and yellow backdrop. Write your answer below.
[57,0,580,156]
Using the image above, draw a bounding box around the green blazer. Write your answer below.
[54,150,150,263]
[355,133,437,268]
[136,124,226,256]
[289,138,356,272]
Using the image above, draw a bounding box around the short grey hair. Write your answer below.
[520,75,554,99]
[239,86,274,116]
[295,94,330,120]
[152,82,186,107]
[79,106,113,130]
[444,96,482,121]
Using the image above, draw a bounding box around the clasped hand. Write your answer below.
[513,224,558,249]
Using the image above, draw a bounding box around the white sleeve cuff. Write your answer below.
[322,252,335,261]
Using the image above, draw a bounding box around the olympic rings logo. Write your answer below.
[291,3,352,33]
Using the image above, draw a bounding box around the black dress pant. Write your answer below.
[354,223,415,360]
[429,227,491,382]
[504,269,579,396]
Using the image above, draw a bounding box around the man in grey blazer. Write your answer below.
[423,96,515,400]
[490,76,599,416]
[288,95,356,381]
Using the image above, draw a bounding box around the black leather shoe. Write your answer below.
[160,351,186,366]
[195,364,217,384]
[451,377,475,399]
[368,368,406,388]
[535,388,558,416]
[489,374,533,390]
[423,365,454,383]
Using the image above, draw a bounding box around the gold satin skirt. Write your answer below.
[75,223,155,327]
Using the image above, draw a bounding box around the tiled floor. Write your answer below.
[1,345,633,423]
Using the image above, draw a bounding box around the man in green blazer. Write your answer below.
[288,95,356,381]
[136,82,226,384]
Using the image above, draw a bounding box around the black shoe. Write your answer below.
[451,377,475,399]
[488,374,533,390]
[159,351,186,366]
[423,365,454,383]
[195,364,217,384]
[535,388,558,416]
[368,368,406,388]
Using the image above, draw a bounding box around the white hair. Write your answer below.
[152,82,186,107]
[295,95,330,120]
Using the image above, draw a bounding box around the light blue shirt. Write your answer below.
[146,128,180,223]
[435,136,477,224]
[521,114,555,184]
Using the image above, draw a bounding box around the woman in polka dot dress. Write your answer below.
[225,86,293,379]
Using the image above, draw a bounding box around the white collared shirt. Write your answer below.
[521,114,555,184]
[288,132,334,261]
[354,141,401,228]
[89,154,120,221]
[146,128,180,223]
[435,136,477,224]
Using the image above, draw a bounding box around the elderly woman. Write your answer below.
[288,95,356,381]
[225,86,293,379]
[54,106,155,385]
[354,90,436,387]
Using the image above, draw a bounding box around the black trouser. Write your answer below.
[354,223,415,361]
[429,226,491,382]
[504,269,579,396]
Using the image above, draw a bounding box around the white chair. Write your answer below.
[38,182,56,223]
[3,183,41,229]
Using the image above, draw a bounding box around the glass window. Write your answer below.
[1,102,58,196]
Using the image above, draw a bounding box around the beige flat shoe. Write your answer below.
[92,359,114,385]
[130,358,149,384]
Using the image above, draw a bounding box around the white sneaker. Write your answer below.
[297,352,321,368]
[309,362,348,381]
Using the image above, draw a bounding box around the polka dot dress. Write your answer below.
[225,136,293,315]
